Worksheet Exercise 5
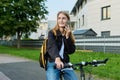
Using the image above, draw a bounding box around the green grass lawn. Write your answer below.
[0,45,120,80]
[0,46,40,61]
[70,51,120,80]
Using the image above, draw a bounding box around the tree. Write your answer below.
[0,0,48,48]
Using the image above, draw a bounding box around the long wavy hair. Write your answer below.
[52,11,75,43]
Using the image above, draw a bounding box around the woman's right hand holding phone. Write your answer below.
[65,25,71,39]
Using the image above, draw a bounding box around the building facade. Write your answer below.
[30,21,48,39]
[30,20,57,39]
[70,0,120,36]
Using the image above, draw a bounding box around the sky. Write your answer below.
[45,0,77,20]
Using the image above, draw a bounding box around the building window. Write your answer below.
[79,18,80,28]
[101,31,110,37]
[82,15,84,26]
[101,5,111,20]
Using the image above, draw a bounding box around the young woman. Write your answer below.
[46,11,78,80]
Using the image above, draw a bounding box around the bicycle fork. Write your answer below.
[60,70,64,80]
[80,65,93,80]
[80,65,85,80]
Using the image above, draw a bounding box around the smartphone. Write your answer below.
[66,21,71,29]
[66,21,71,26]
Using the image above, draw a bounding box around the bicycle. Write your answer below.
[56,58,108,80]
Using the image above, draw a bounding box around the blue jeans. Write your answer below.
[46,61,78,80]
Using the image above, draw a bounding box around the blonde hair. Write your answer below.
[52,11,75,43]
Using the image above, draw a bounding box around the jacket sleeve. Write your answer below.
[64,36,76,54]
[47,31,60,60]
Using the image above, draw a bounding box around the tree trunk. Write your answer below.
[17,31,21,48]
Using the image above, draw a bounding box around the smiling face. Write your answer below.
[57,12,70,28]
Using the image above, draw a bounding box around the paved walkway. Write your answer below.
[0,54,46,80]
[0,54,31,64]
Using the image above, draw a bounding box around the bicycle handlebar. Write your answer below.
[63,58,108,69]
[54,58,108,80]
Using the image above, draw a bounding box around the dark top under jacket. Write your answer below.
[47,30,76,63]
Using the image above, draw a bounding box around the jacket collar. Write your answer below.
[56,30,62,37]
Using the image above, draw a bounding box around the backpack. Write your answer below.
[39,31,56,70]
[39,38,48,70]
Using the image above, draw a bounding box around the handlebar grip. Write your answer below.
[64,63,73,68]
[93,58,108,64]
[54,63,73,69]
[91,58,108,66]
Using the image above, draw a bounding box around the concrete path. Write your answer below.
[0,54,31,64]
[0,54,46,80]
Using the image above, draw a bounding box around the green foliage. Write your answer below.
[0,0,48,40]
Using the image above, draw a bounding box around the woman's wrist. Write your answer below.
[66,32,71,39]
[55,57,61,62]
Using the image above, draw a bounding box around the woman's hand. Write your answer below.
[55,57,64,69]
[65,25,71,39]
